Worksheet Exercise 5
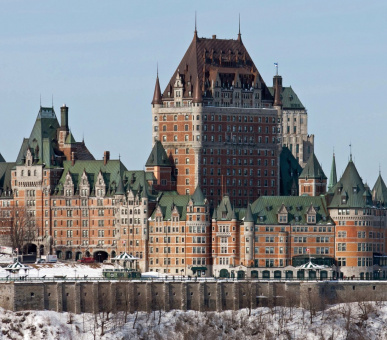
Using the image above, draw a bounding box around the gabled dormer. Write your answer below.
[64,171,74,197]
[171,205,180,222]
[277,203,288,223]
[25,149,34,167]
[95,171,106,197]
[306,204,317,224]
[154,205,164,222]
[79,170,90,197]
[341,190,348,205]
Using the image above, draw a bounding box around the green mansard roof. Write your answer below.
[268,86,305,110]
[299,152,327,180]
[250,196,332,225]
[191,186,206,206]
[151,193,190,221]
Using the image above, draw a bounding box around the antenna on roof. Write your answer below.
[40,94,42,108]
[379,163,381,176]
[52,94,54,108]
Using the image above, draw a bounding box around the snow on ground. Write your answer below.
[0,256,114,279]
[1,302,387,339]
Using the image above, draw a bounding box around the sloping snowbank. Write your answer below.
[1,301,387,339]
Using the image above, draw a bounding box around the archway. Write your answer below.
[85,250,91,257]
[366,272,370,280]
[111,251,116,259]
[24,243,37,254]
[94,251,108,263]
[237,270,245,279]
[39,245,44,256]
[75,252,82,261]
[65,251,72,260]
[274,270,281,279]
[286,271,293,279]
[56,250,63,259]
[251,270,258,279]
[219,269,229,278]
[360,272,364,280]
[262,270,270,279]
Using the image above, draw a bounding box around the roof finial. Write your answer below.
[119,153,121,161]
[157,62,159,78]
[194,11,198,39]
[40,94,41,108]
[237,14,242,42]
[349,142,352,161]
[379,163,381,176]
[52,94,54,108]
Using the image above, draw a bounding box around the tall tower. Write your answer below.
[152,29,280,208]
[298,152,327,196]
[269,74,314,167]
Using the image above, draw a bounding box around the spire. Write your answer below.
[116,175,125,195]
[194,11,198,40]
[151,68,162,105]
[237,14,242,42]
[299,152,327,180]
[191,185,205,205]
[349,142,352,162]
[192,75,202,103]
[328,152,338,191]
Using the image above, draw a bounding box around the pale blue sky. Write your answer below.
[0,1,386,187]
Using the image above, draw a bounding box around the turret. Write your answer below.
[192,76,202,104]
[328,153,338,191]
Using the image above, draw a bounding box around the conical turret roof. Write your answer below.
[244,204,254,223]
[299,152,327,180]
[151,75,162,105]
[115,175,125,195]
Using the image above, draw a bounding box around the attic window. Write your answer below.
[222,212,227,219]
[295,216,300,222]
[278,214,287,224]
[307,215,316,224]
[259,216,264,222]
[353,186,357,193]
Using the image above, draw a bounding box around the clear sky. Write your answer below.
[0,1,386,187]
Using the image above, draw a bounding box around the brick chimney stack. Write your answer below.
[104,151,110,165]
[71,152,76,166]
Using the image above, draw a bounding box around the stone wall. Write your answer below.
[1,280,387,314]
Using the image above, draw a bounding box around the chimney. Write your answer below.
[212,35,216,39]
[71,152,76,166]
[60,104,69,129]
[104,151,110,165]
[273,75,283,107]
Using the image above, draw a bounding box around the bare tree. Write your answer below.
[8,206,37,254]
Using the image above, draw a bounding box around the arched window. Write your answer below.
[28,170,31,176]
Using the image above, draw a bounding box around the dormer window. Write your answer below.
[259,216,264,222]
[278,214,288,224]
[307,215,316,224]
[341,196,347,204]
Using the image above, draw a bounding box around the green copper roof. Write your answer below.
[15,107,61,167]
[328,153,337,192]
[268,86,305,110]
[250,196,332,225]
[145,141,172,167]
[115,176,125,195]
[215,195,236,220]
[372,174,387,205]
[0,162,16,194]
[299,152,327,180]
[243,204,254,223]
[328,160,372,208]
[191,186,206,206]
[151,193,190,221]
[65,132,76,144]
[280,146,302,196]
[0,153,5,163]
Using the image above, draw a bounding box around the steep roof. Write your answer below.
[268,86,305,110]
[0,162,16,195]
[328,153,337,191]
[65,132,76,144]
[372,174,387,205]
[243,204,254,223]
[191,186,206,206]
[162,33,273,102]
[145,141,172,167]
[250,196,332,225]
[0,153,5,162]
[214,195,236,220]
[279,146,302,196]
[151,75,162,105]
[151,193,190,221]
[328,160,371,208]
[299,152,327,180]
